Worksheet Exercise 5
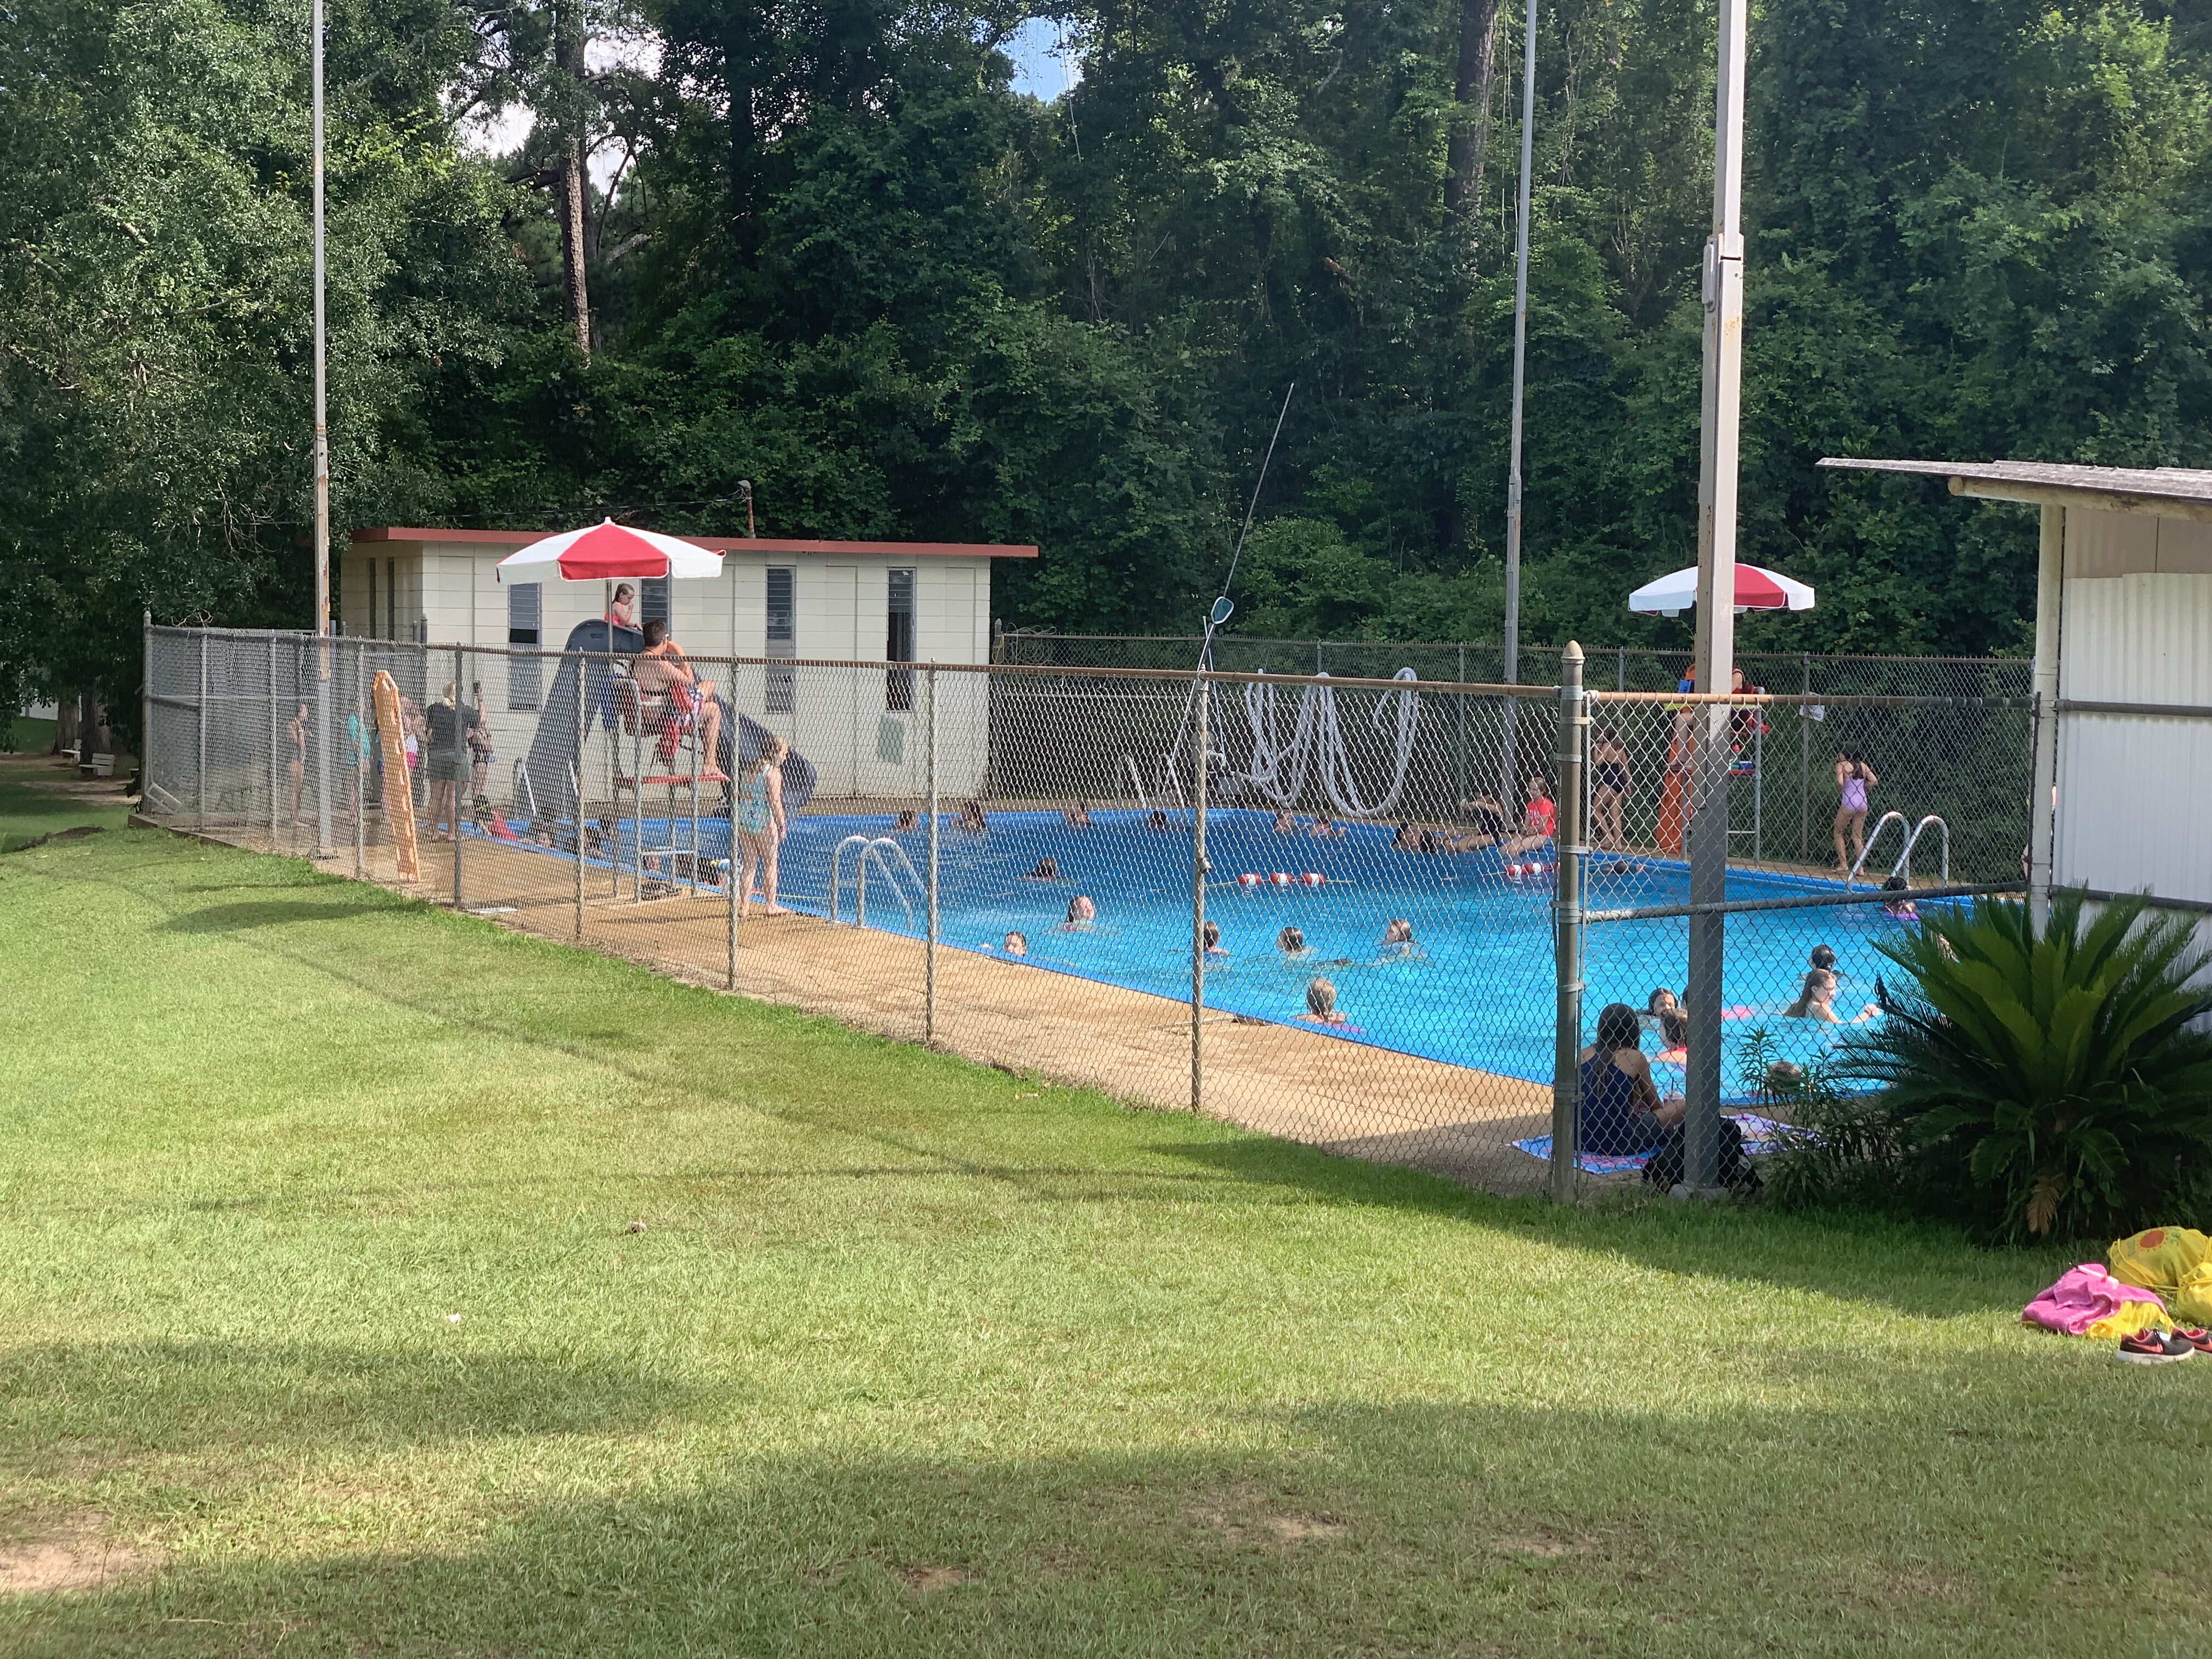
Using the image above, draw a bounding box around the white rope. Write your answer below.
[1237,669,1420,818]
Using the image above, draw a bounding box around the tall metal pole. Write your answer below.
[1498,0,1538,809]
[311,0,332,856]
[452,647,466,906]
[926,665,939,1044]
[2028,503,2063,929]
[1683,0,1750,1193]
[1551,644,1586,1204]
[1190,676,1209,1111]
[573,651,586,941]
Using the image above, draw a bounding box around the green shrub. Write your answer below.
[1834,891,2212,1241]
[1736,1030,1911,1214]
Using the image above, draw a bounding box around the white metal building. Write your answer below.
[1821,459,2212,917]
[342,528,1035,800]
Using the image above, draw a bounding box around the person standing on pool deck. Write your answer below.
[732,736,790,918]
[1833,748,1877,874]
[1589,727,1629,854]
[283,702,309,829]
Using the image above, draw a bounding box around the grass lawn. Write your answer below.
[1,828,2205,1657]
[0,751,137,853]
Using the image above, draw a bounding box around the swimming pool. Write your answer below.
[493,805,1919,1092]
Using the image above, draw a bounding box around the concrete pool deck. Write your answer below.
[151,816,1566,1197]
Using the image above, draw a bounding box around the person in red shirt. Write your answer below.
[1502,773,1556,858]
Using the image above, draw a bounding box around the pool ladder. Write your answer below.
[1846,811,1949,890]
[829,835,925,929]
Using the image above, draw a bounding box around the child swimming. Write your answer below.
[1277,925,1306,956]
[1059,895,1097,929]
[1295,978,1350,1026]
[1002,931,1028,956]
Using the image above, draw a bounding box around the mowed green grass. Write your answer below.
[1,828,2205,1657]
[0,751,134,853]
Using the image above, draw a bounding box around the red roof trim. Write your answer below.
[349,527,1037,558]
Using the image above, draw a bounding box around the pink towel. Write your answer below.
[2022,1262,2168,1336]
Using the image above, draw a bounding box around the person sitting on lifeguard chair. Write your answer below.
[633,619,727,780]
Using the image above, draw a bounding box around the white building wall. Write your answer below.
[2055,510,2212,906]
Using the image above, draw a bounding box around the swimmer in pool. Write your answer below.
[1784,969,1878,1024]
[960,800,989,832]
[1062,800,1094,828]
[1881,874,1918,919]
[1278,925,1307,957]
[1809,944,1836,974]
[1002,931,1028,956]
[1392,822,1421,852]
[1296,978,1350,1026]
[893,810,919,832]
[1148,809,1170,831]
[1645,987,1683,1026]
[1059,895,1097,929]
[1309,813,1344,838]
[1201,919,1228,956]
[1656,1008,1689,1061]
[1379,918,1418,957]
[1026,856,1059,881]
[1272,809,1297,834]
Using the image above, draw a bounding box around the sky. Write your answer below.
[455,19,1080,186]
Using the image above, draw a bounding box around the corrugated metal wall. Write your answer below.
[2056,522,2212,904]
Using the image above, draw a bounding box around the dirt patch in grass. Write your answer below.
[0,1514,153,1595]
[895,1565,972,1592]
[1492,1530,1595,1559]
[1186,1486,1348,1549]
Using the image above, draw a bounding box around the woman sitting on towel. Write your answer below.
[1577,1002,1682,1157]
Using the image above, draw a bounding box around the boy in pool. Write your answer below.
[1026,856,1059,881]
[1277,926,1307,956]
[1147,810,1170,831]
[1296,979,1351,1026]
[1201,920,1228,956]
[894,810,919,832]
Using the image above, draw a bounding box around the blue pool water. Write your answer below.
[500,807,1932,1090]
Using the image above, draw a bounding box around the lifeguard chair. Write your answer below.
[605,666,723,900]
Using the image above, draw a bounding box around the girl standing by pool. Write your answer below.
[1590,728,1630,853]
[732,736,790,918]
[1833,748,1877,874]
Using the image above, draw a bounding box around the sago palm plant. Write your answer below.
[1836,890,2212,1240]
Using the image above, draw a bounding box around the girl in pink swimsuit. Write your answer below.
[1833,748,1877,874]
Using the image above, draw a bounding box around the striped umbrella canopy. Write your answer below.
[1628,563,1815,619]
[494,520,725,582]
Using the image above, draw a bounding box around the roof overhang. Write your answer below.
[350,527,1038,558]
[1818,458,2212,525]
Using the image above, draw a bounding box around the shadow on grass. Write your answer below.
[156,899,393,932]
[1152,1135,2051,1319]
[0,1340,704,1455]
[0,1394,2155,1658]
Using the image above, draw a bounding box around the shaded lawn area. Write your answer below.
[0,830,2205,1657]
[0,751,135,853]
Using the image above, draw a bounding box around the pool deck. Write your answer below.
[155,815,1565,1197]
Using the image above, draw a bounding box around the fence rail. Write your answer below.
[141,625,2038,1201]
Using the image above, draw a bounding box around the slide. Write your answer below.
[1655,731,1688,856]
[516,620,818,836]
[371,670,420,881]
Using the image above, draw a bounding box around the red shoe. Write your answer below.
[2118,1328,2196,1364]
[2172,1327,2212,1356]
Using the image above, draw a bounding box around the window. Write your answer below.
[507,582,542,709]
[765,566,795,714]
[885,567,915,711]
[641,576,670,628]
[386,559,397,641]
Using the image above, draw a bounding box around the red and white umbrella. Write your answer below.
[495,519,725,583]
[1628,563,1815,618]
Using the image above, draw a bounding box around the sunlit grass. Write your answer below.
[0,827,2203,1656]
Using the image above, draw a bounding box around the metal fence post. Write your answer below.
[268,635,281,846]
[1797,651,1812,864]
[196,633,208,831]
[926,664,939,1045]
[1190,675,1209,1111]
[1552,646,1587,1203]
[452,646,466,907]
[353,642,366,879]
[573,649,587,942]
[139,612,153,809]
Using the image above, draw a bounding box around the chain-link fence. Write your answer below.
[140,624,2035,1200]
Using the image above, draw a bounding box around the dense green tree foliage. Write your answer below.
[11,0,2212,726]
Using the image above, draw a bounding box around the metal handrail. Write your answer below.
[1892,814,1950,887]
[1844,811,1909,891]
[830,834,923,929]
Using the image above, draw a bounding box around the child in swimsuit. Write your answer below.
[1833,748,1877,874]
[732,736,789,917]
